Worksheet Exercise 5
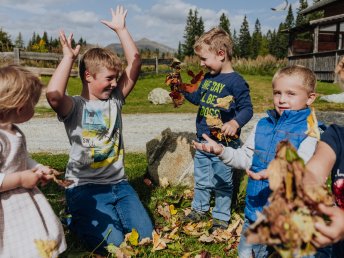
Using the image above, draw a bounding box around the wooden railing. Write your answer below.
[288,49,344,82]
[11,48,173,77]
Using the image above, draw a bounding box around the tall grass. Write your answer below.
[182,55,288,76]
[232,55,288,76]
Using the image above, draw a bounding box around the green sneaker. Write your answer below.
[184,210,207,223]
[209,218,229,234]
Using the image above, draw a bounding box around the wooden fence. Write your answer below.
[11,48,173,77]
[288,49,344,82]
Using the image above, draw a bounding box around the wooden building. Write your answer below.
[286,0,344,81]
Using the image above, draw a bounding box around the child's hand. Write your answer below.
[35,166,58,186]
[246,168,269,180]
[19,169,43,189]
[312,204,344,247]
[192,134,224,155]
[222,120,239,137]
[101,5,127,32]
[59,30,80,60]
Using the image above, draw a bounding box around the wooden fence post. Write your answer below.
[155,57,158,74]
[13,48,20,65]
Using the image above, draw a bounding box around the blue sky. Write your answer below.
[0,0,310,49]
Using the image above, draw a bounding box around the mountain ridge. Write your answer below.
[105,38,176,55]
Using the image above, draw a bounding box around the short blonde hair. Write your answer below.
[193,27,233,61]
[272,65,317,93]
[79,48,122,82]
[0,65,43,117]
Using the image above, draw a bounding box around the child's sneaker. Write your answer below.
[183,209,207,223]
[209,218,229,234]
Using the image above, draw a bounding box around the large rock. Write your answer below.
[146,128,196,187]
[147,88,172,105]
[320,92,344,103]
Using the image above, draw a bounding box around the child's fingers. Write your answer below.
[312,233,333,248]
[314,221,335,242]
[317,203,335,217]
[201,133,212,142]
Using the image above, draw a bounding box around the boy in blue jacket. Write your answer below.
[193,65,319,257]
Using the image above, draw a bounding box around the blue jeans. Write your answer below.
[238,218,274,258]
[65,181,153,254]
[192,139,239,222]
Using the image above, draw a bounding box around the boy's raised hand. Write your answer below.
[101,5,127,32]
[59,30,80,60]
[192,134,224,155]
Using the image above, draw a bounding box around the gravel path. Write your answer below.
[20,111,344,154]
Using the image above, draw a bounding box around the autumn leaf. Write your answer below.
[206,114,239,142]
[34,239,58,258]
[157,203,171,220]
[205,115,223,128]
[152,230,167,251]
[45,170,73,188]
[305,107,320,140]
[169,204,178,215]
[128,228,139,246]
[159,177,169,188]
[214,95,234,109]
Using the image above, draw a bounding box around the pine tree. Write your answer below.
[267,29,278,57]
[197,16,205,37]
[15,32,24,49]
[259,36,270,56]
[308,0,324,21]
[285,4,294,29]
[0,28,13,51]
[219,13,231,38]
[232,29,240,57]
[251,19,262,59]
[276,23,289,58]
[295,0,309,26]
[238,15,251,58]
[176,41,183,60]
[182,9,204,57]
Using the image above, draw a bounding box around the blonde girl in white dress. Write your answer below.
[0,65,66,257]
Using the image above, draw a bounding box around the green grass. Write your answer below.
[37,72,344,117]
[32,153,240,257]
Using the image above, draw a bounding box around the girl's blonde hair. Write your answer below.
[0,65,43,117]
[79,48,122,82]
[193,27,233,61]
[272,65,317,93]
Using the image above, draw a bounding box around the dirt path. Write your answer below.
[20,111,344,154]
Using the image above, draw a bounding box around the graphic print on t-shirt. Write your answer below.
[81,108,121,168]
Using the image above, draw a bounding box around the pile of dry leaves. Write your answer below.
[103,188,244,257]
[246,141,333,257]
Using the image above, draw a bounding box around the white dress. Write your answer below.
[0,126,66,257]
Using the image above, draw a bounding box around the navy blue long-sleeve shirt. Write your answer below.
[183,71,253,140]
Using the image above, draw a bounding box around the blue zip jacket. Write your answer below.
[245,108,311,221]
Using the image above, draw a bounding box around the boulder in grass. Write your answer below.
[146,128,196,187]
[320,92,344,103]
[147,88,172,105]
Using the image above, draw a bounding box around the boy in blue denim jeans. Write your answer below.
[46,5,153,255]
[193,65,325,257]
[182,27,253,233]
